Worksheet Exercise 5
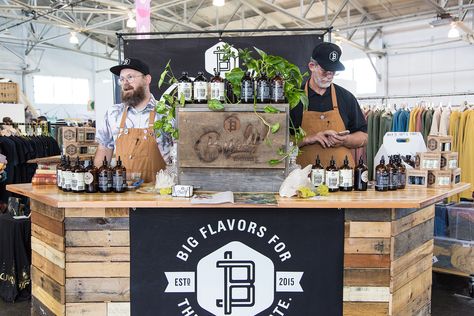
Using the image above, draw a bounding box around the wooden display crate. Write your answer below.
[441,151,458,170]
[406,169,428,187]
[427,135,452,152]
[427,170,451,188]
[0,82,19,103]
[415,152,441,170]
[177,104,289,192]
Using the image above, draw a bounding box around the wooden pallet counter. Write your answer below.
[7,183,470,316]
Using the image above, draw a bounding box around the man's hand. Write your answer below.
[324,130,347,148]
[302,131,331,148]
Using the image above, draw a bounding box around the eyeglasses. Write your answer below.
[316,65,337,77]
[118,74,145,86]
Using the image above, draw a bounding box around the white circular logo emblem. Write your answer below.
[123,58,130,65]
[329,51,338,62]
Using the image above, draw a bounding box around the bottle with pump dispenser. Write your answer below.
[339,155,353,191]
[354,157,368,191]
[375,156,389,192]
[326,156,340,192]
[311,155,325,187]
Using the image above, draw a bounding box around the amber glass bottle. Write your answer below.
[72,157,85,193]
[387,156,398,191]
[354,156,368,191]
[339,155,353,191]
[98,156,111,193]
[112,156,127,193]
[375,156,389,192]
[270,72,285,103]
[56,155,65,189]
[396,155,406,189]
[240,71,254,103]
[256,72,270,104]
[62,156,73,192]
[193,72,208,103]
[177,71,193,103]
[84,159,99,193]
[210,71,225,102]
[311,155,325,187]
[326,156,340,192]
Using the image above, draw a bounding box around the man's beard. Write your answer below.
[314,76,332,89]
[121,85,146,107]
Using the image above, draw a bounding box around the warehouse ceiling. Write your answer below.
[0,0,473,60]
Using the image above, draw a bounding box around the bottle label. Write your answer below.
[257,82,270,100]
[361,170,368,183]
[326,171,339,189]
[375,171,389,189]
[193,82,208,101]
[389,172,399,188]
[399,173,406,186]
[72,173,85,191]
[311,169,325,186]
[63,171,72,189]
[339,169,353,187]
[84,172,94,185]
[271,82,285,101]
[210,82,225,101]
[57,170,62,187]
[448,159,457,169]
[99,175,109,190]
[113,174,124,190]
[439,176,451,185]
[177,82,192,101]
[241,81,254,99]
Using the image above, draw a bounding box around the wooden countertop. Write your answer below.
[7,183,470,209]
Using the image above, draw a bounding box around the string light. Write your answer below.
[69,31,79,44]
[448,22,460,38]
[126,12,137,28]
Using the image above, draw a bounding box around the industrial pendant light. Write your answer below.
[448,22,460,38]
[69,31,79,44]
[127,13,137,28]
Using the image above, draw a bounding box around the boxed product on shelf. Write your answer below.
[62,127,77,142]
[415,152,441,170]
[84,127,96,142]
[433,236,474,276]
[0,82,19,103]
[441,151,458,170]
[406,169,428,187]
[427,170,452,188]
[427,135,452,152]
[451,168,461,185]
[447,202,474,241]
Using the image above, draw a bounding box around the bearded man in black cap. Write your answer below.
[94,58,171,182]
[290,42,368,168]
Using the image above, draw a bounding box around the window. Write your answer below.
[33,75,90,105]
[335,58,377,94]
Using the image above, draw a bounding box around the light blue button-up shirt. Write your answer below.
[95,95,173,163]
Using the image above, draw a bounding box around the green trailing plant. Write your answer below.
[154,45,309,166]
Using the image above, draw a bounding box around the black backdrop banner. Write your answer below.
[130,207,344,316]
[122,34,323,100]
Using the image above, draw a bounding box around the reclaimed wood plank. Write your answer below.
[31,265,65,304]
[344,269,390,287]
[392,205,434,236]
[32,295,56,316]
[391,268,432,315]
[66,262,130,278]
[32,211,64,236]
[343,286,390,302]
[30,200,65,221]
[391,240,434,276]
[65,208,107,218]
[107,302,130,316]
[344,238,390,254]
[392,218,434,259]
[343,302,389,316]
[347,222,391,238]
[66,303,107,316]
[344,254,391,268]
[392,207,419,220]
[345,209,391,222]
[32,250,65,285]
[31,223,65,252]
[65,231,129,247]
[65,217,129,231]
[66,278,130,303]
[32,284,65,316]
[32,236,65,269]
[391,254,432,292]
[66,247,130,262]
[413,303,431,316]
[105,208,130,217]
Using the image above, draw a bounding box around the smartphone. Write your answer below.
[337,130,350,136]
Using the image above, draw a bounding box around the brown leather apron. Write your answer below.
[296,82,355,168]
[115,106,166,183]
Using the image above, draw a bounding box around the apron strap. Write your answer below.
[148,108,156,129]
[304,80,339,110]
[119,105,129,130]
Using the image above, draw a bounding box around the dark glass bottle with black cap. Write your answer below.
[387,156,398,191]
[325,156,340,192]
[56,155,66,189]
[62,156,73,192]
[112,156,127,193]
[177,71,192,103]
[354,156,368,191]
[210,71,225,102]
[311,154,325,187]
[375,156,389,192]
[339,155,353,191]
[396,155,406,189]
[72,157,85,193]
[270,72,285,103]
[256,72,270,104]
[240,71,254,103]
[98,156,111,193]
[84,159,98,193]
[193,72,208,103]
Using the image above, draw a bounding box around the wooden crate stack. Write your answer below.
[0,82,19,103]
[61,127,97,158]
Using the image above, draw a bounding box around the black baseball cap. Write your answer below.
[110,58,150,76]
[312,42,345,72]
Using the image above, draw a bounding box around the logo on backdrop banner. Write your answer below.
[164,223,304,316]
[205,42,239,76]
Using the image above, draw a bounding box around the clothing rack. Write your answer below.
[0,122,65,137]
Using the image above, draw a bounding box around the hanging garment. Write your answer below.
[439,107,451,136]
[408,107,418,132]
[449,110,462,151]
[430,108,442,135]
[398,109,410,132]
[367,111,375,180]
[415,108,425,132]
[422,109,433,144]
[459,110,474,199]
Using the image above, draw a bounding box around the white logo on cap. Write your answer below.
[329,51,338,62]
[123,58,130,65]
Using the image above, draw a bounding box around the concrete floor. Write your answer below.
[0,272,473,316]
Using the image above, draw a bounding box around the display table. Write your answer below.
[7,183,470,316]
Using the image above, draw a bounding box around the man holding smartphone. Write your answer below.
[290,42,368,167]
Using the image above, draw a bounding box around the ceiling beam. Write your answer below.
[239,0,285,29]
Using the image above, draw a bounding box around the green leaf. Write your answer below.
[208,99,225,111]
[163,94,175,105]
[277,147,286,156]
[300,94,309,110]
[158,69,168,89]
[263,105,280,113]
[155,101,167,114]
[254,47,267,59]
[271,122,280,134]
[268,159,282,166]
[154,120,164,130]
[179,93,185,106]
[286,91,301,109]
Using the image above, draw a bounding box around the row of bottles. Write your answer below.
[177,71,285,104]
[375,155,407,191]
[56,156,126,193]
[311,155,368,192]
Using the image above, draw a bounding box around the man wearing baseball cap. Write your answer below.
[94,58,171,182]
[290,42,368,168]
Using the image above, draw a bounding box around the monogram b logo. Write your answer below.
[122,58,131,65]
[329,51,338,62]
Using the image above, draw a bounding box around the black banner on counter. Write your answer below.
[130,208,343,316]
[122,34,322,99]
